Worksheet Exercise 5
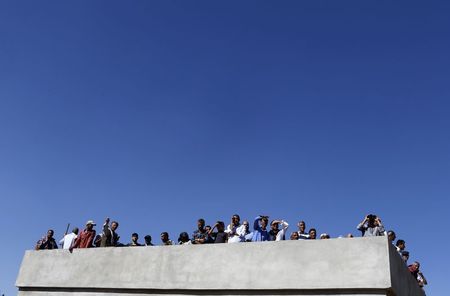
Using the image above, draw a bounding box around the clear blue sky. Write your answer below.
[1,1,449,295]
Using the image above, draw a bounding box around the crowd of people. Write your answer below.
[34,213,427,289]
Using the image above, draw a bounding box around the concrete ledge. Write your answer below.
[16,237,424,296]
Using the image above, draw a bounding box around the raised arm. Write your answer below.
[254,216,262,231]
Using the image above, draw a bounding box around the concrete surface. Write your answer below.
[16,237,425,296]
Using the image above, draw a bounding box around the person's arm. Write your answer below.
[59,237,65,246]
[254,216,262,231]
[225,224,233,235]
[208,224,218,235]
[276,220,289,241]
[35,238,44,250]
[418,272,427,285]
[375,217,385,235]
[357,216,368,231]
[86,230,96,248]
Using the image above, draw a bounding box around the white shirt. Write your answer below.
[275,221,289,241]
[59,233,77,249]
[226,224,248,243]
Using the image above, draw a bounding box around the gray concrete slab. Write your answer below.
[16,237,424,296]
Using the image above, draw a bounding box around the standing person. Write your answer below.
[357,214,385,237]
[100,218,119,247]
[308,228,317,240]
[269,220,289,241]
[208,221,228,243]
[252,215,270,242]
[160,232,173,245]
[35,229,58,250]
[144,235,154,246]
[297,221,309,239]
[226,214,242,243]
[59,228,79,249]
[192,218,208,244]
[127,233,142,246]
[408,261,428,288]
[242,220,253,242]
[71,220,96,250]
[387,230,396,243]
[396,239,406,254]
[400,251,410,263]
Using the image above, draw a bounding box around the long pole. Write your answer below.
[64,223,70,235]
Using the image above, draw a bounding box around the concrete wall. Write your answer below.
[16,237,424,296]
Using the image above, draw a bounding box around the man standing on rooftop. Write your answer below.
[59,227,79,249]
[100,217,119,247]
[71,220,96,250]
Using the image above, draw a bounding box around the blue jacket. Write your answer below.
[252,216,269,241]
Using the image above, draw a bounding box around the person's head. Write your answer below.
[412,261,420,270]
[160,232,169,243]
[232,214,240,226]
[205,225,211,232]
[346,233,354,238]
[261,216,269,229]
[270,220,279,231]
[197,218,205,230]
[131,233,139,243]
[297,221,306,233]
[367,214,378,227]
[320,233,330,239]
[290,232,299,240]
[178,232,190,243]
[387,230,396,242]
[396,239,406,250]
[86,220,96,230]
[72,227,79,235]
[309,228,317,239]
[401,251,409,263]
[111,221,119,231]
[144,235,152,245]
[216,221,225,232]
[47,229,54,239]
[242,220,250,232]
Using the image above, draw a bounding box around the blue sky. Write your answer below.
[0,1,449,295]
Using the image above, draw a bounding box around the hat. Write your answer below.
[86,220,96,226]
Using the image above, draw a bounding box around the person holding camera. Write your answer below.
[357,214,385,237]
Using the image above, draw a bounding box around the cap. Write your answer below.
[86,220,96,226]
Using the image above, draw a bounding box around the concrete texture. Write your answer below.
[16,237,424,296]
